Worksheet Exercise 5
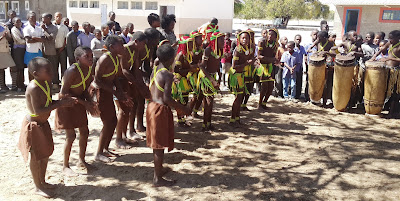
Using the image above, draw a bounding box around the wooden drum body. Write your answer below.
[308,55,326,102]
[364,61,388,115]
[333,55,355,111]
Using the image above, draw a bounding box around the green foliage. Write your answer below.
[266,0,305,20]
[239,0,268,20]
[234,2,244,17]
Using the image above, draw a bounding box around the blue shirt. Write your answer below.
[304,43,317,66]
[281,51,301,78]
[294,45,306,72]
[77,32,95,48]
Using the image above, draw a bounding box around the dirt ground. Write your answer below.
[1,90,400,201]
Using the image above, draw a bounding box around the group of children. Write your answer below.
[16,13,400,197]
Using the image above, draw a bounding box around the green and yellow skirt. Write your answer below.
[172,73,192,104]
[198,70,218,97]
[255,63,275,82]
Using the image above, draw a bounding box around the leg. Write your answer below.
[63,129,78,176]
[282,76,289,99]
[59,49,68,77]
[39,157,56,189]
[136,96,146,132]
[242,83,253,111]
[264,82,274,104]
[295,70,302,99]
[95,117,118,163]
[77,126,92,170]
[30,153,52,198]
[258,82,267,108]
[129,98,138,134]
[290,76,297,99]
[116,104,134,149]
[194,93,204,112]
[0,69,8,92]
[235,94,244,124]
[10,67,18,90]
[153,149,175,187]
[18,68,25,89]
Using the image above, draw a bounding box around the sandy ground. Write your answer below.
[1,88,400,201]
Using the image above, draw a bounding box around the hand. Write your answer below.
[347,52,355,57]
[86,101,100,116]
[182,106,192,116]
[61,97,78,107]
[120,92,134,108]
[211,79,219,89]
[41,23,46,30]
[247,59,255,65]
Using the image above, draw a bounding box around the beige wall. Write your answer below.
[334,5,400,40]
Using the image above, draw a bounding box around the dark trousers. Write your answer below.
[44,55,59,84]
[56,48,68,78]
[274,68,283,98]
[295,70,303,99]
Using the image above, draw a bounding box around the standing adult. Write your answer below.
[0,22,16,93]
[54,12,69,79]
[5,10,17,91]
[41,13,59,90]
[23,12,44,75]
[63,17,72,31]
[160,14,178,51]
[108,11,121,34]
[77,22,95,47]
[66,21,80,65]
[11,17,26,91]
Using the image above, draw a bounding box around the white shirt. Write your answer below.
[55,24,69,49]
[23,24,44,53]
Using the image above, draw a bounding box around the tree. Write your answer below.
[239,0,268,20]
[266,0,305,27]
[234,2,244,17]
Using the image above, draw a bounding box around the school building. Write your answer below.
[66,0,234,35]
[332,0,400,40]
[0,0,66,22]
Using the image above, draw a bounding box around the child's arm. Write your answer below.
[28,88,77,116]
[232,50,251,71]
[174,53,191,75]
[371,42,390,61]
[307,39,319,53]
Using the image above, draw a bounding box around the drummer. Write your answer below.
[371,30,400,118]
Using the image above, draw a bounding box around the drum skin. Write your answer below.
[308,56,326,102]
[364,61,388,115]
[333,55,355,111]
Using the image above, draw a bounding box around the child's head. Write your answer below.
[161,14,176,32]
[28,57,53,82]
[389,30,400,44]
[225,32,231,40]
[74,46,94,67]
[238,31,250,47]
[287,41,295,53]
[268,29,278,42]
[71,21,79,32]
[210,18,218,25]
[311,30,319,42]
[106,21,115,31]
[94,29,102,40]
[121,25,129,35]
[105,35,124,54]
[157,44,175,68]
[132,31,148,51]
[127,23,134,34]
[190,30,203,47]
[347,30,357,42]
[318,30,328,41]
[342,33,348,42]
[261,29,268,39]
[82,22,91,33]
[13,17,22,28]
[235,29,242,38]
[380,40,388,54]
[62,17,69,27]
[329,32,336,43]
[356,35,363,45]
[147,13,160,28]
[294,34,302,46]
[41,13,52,25]
[90,25,95,33]
[109,11,116,21]
[280,36,288,46]
[365,32,375,44]
[144,28,161,48]
[101,24,109,36]
[320,20,329,32]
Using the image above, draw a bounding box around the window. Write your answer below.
[11,1,20,15]
[79,1,88,8]
[0,2,5,15]
[131,1,142,10]
[69,1,78,7]
[118,1,129,9]
[379,8,400,23]
[89,1,99,8]
[145,2,157,10]
[25,1,29,11]
[382,10,400,21]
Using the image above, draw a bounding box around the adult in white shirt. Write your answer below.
[23,12,44,65]
[54,12,69,78]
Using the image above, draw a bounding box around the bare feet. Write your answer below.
[42,182,57,189]
[258,104,268,110]
[104,149,120,157]
[136,126,146,132]
[63,166,79,177]
[192,112,201,118]
[116,139,132,149]
[35,188,52,198]
[153,178,176,187]
[95,153,112,163]
[129,132,144,141]
[77,161,95,170]
[241,107,250,111]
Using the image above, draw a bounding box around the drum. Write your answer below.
[308,55,326,102]
[332,55,355,111]
[364,61,388,115]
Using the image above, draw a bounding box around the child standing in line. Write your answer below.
[281,41,301,100]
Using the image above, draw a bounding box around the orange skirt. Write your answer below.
[146,102,174,152]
